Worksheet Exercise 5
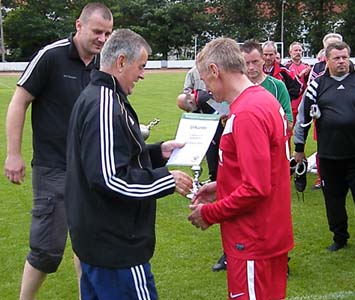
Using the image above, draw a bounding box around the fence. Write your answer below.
[2,58,355,72]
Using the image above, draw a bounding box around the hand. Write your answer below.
[191,181,217,204]
[220,115,228,127]
[170,170,193,197]
[287,121,293,133]
[188,204,210,230]
[298,66,311,78]
[303,66,311,77]
[293,151,306,163]
[161,140,185,160]
[4,154,26,184]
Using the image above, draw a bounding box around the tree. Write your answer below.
[209,0,270,41]
[113,0,210,60]
[2,0,351,61]
[276,1,303,51]
[3,0,115,61]
[337,1,355,52]
[207,0,303,50]
[4,1,72,60]
[302,0,342,54]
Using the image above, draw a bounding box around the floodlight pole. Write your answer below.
[194,35,198,60]
[0,0,5,62]
[281,0,286,60]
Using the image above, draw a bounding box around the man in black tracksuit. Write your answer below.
[293,41,355,252]
[65,29,192,300]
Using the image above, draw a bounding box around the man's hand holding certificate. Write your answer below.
[167,113,220,166]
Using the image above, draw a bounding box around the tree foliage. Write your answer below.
[3,0,210,60]
[1,0,353,61]
[4,1,72,60]
[111,0,210,60]
[337,1,355,53]
[3,0,115,60]
[301,0,343,54]
[211,0,272,41]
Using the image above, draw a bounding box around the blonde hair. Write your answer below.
[196,38,246,75]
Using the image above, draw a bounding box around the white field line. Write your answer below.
[289,291,355,300]
[0,81,14,89]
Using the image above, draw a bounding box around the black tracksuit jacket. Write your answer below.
[294,65,355,160]
[65,70,175,268]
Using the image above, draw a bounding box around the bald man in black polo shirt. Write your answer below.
[4,3,113,300]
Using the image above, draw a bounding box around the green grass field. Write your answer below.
[1,72,355,300]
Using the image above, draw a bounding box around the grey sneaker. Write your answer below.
[212,253,227,272]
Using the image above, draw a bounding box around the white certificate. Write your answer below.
[167,113,220,166]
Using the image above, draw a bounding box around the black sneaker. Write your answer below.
[328,241,347,252]
[294,159,307,193]
[212,253,227,272]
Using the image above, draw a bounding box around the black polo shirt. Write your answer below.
[18,34,99,170]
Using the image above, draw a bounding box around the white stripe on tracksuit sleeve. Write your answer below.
[18,39,70,86]
[99,86,175,198]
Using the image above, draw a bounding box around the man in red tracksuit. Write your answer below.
[188,38,294,300]
[285,41,311,123]
[262,41,303,103]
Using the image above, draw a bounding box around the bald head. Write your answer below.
[79,2,113,24]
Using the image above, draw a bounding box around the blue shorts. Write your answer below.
[81,261,158,300]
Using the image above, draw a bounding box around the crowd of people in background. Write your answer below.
[3,1,355,298]
[178,32,355,299]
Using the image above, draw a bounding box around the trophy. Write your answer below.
[186,165,202,200]
[140,118,160,140]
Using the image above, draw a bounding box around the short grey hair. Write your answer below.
[100,29,152,68]
[322,33,343,47]
[262,41,277,53]
[196,37,246,75]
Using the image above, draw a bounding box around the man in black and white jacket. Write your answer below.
[65,29,192,300]
[294,41,355,252]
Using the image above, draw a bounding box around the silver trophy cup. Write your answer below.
[186,165,202,200]
[140,118,160,140]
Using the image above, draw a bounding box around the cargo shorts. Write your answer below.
[27,165,68,273]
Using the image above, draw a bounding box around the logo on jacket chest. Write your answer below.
[129,116,135,126]
[236,243,245,251]
[63,74,77,80]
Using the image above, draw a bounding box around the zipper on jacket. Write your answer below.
[112,78,144,169]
